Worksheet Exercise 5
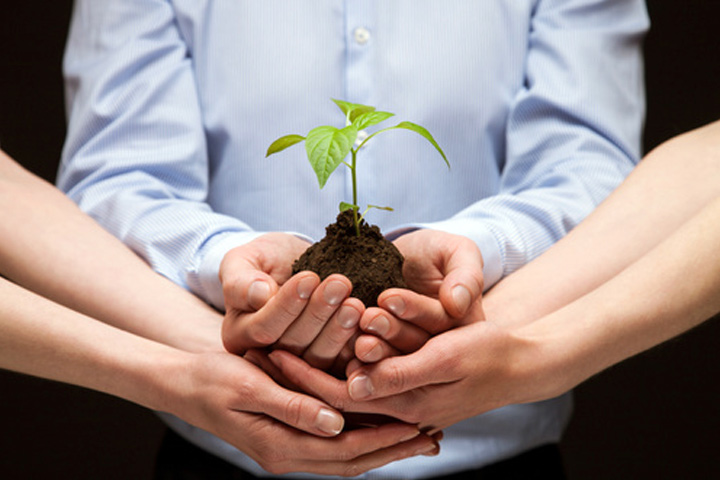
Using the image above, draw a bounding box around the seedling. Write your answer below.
[266,99,448,235]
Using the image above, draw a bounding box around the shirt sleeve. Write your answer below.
[407,0,649,290]
[57,0,257,310]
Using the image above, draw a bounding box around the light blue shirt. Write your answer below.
[58,1,648,478]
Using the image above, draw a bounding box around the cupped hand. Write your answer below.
[220,233,362,371]
[268,320,558,433]
[353,229,485,363]
[393,228,485,317]
[165,350,440,476]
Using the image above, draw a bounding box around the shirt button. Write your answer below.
[353,27,371,45]
[355,130,369,147]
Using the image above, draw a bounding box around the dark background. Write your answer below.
[1,1,718,478]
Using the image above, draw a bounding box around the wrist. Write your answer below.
[100,339,194,414]
[143,349,201,415]
[512,303,615,399]
[493,323,568,406]
[160,310,224,353]
[512,325,574,402]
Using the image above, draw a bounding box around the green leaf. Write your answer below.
[339,201,359,212]
[367,204,394,212]
[331,99,357,116]
[357,204,394,226]
[349,106,376,123]
[305,125,358,188]
[353,111,395,131]
[331,99,375,124]
[265,134,305,157]
[393,121,450,168]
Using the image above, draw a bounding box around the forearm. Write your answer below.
[517,196,720,394]
[0,153,222,352]
[484,121,720,327]
[317,196,719,423]
[0,277,186,412]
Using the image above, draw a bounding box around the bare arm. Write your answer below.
[0,150,439,473]
[512,194,720,398]
[484,120,720,327]
[0,150,221,352]
[0,277,439,474]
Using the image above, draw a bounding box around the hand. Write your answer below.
[354,229,485,363]
[267,320,561,434]
[164,350,441,476]
[220,233,363,372]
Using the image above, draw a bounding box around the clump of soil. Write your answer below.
[292,210,407,307]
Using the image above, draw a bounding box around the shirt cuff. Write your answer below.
[188,230,315,311]
[188,231,266,310]
[386,219,505,292]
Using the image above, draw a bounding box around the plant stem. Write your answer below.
[350,149,360,236]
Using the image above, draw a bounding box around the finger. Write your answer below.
[354,335,401,363]
[330,338,359,377]
[296,431,439,476]
[222,266,279,312]
[436,239,484,318]
[275,274,352,355]
[360,306,430,352]
[223,272,319,353]
[268,349,353,411]
[345,357,364,378]
[261,423,437,476]
[459,296,486,325]
[244,349,298,391]
[220,234,310,311]
[302,297,363,370]
[269,350,426,422]
[347,346,448,401]
[245,361,346,437]
[377,289,455,334]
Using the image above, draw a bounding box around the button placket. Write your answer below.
[345,1,375,207]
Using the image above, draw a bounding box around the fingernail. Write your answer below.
[267,350,282,368]
[297,275,317,299]
[248,280,271,308]
[362,343,384,363]
[452,285,471,315]
[315,408,344,436]
[324,280,349,306]
[384,296,406,317]
[337,306,360,329]
[416,442,440,456]
[400,429,421,443]
[244,349,262,367]
[348,374,374,400]
[367,315,390,337]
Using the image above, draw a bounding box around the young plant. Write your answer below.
[266,99,449,235]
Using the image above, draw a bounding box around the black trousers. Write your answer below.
[154,429,567,480]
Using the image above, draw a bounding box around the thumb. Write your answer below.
[220,246,280,312]
[437,240,484,318]
[347,348,439,401]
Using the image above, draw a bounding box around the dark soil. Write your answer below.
[292,210,407,307]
